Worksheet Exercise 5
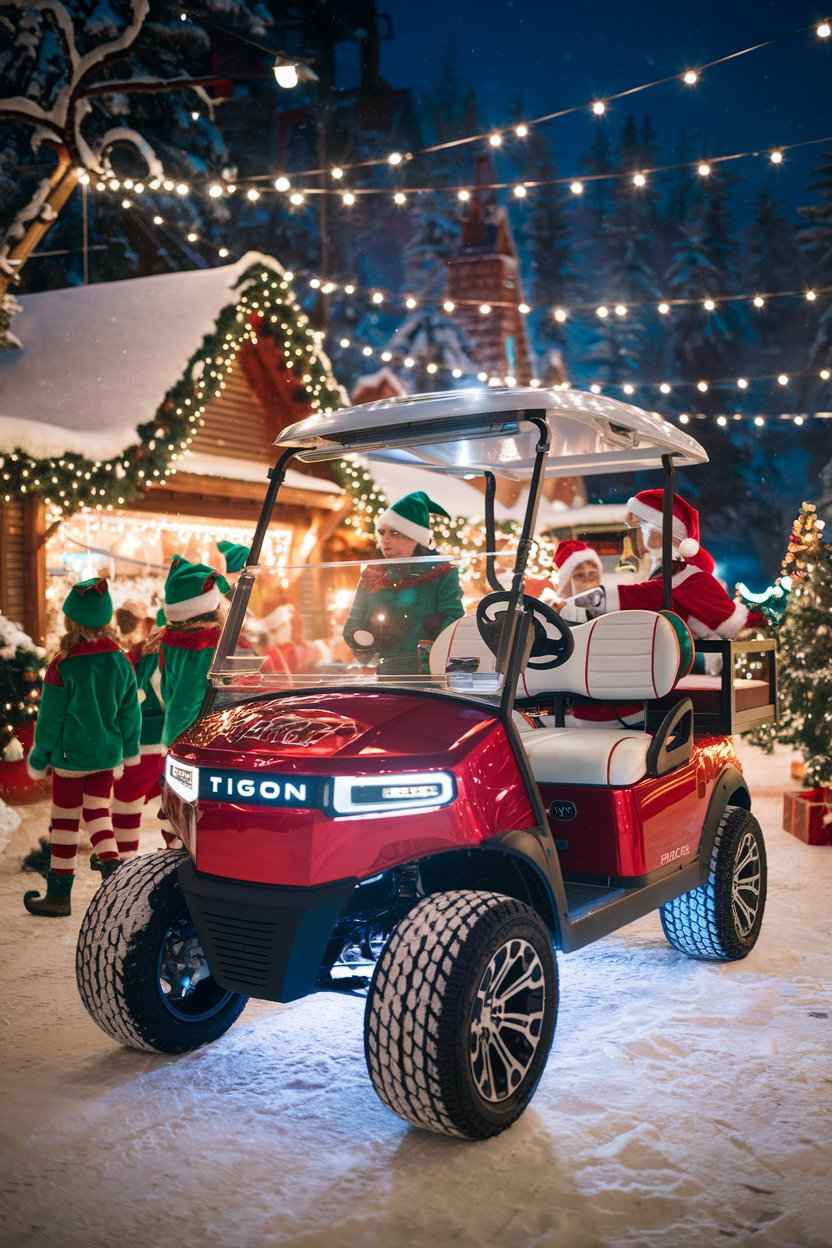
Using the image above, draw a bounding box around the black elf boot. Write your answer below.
[90,853,122,880]
[23,870,73,917]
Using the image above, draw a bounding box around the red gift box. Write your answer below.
[782,788,832,845]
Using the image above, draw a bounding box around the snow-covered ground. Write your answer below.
[1,743,830,1248]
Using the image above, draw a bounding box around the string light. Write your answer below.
[388,151,403,165]
[570,180,584,195]
[697,380,709,393]
[289,191,305,206]
[479,303,492,315]
[806,289,817,301]
[737,377,749,389]
[274,176,291,192]
[457,189,471,202]
[553,307,568,323]
[489,133,503,147]
[632,172,647,187]
[443,300,456,313]
[596,305,609,319]
[393,191,407,205]
[153,214,163,225]
[342,191,356,206]
[514,124,529,138]
[770,149,784,165]
[753,295,766,308]
[513,184,528,198]
[658,302,670,315]
[246,188,260,201]
[683,69,699,85]
[717,414,728,426]
[817,21,831,38]
[778,373,790,386]
[660,382,672,394]
[697,162,711,177]
[614,303,628,317]
[592,100,606,116]
[755,415,766,426]
[371,291,384,305]
[208,182,223,198]
[518,302,530,315]
[703,298,716,311]
[331,167,344,180]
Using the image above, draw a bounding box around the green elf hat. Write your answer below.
[62,577,113,629]
[216,540,250,574]
[375,491,451,546]
[164,558,228,621]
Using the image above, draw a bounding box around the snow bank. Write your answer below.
[0,797,20,857]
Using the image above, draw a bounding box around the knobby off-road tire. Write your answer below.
[76,850,247,1053]
[660,805,767,961]
[364,890,558,1140]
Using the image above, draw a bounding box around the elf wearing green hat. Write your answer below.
[155,559,225,844]
[23,578,141,917]
[344,491,464,675]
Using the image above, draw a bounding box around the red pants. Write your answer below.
[50,770,116,877]
[111,752,169,856]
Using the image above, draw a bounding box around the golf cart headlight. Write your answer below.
[331,771,455,816]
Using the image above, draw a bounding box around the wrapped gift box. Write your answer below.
[782,788,832,846]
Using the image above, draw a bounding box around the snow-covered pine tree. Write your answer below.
[0,0,271,292]
[386,306,477,389]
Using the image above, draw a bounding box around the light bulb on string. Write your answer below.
[518,302,530,315]
[393,191,407,205]
[660,382,672,394]
[514,124,529,138]
[697,162,711,178]
[592,100,606,116]
[753,295,765,308]
[246,187,260,202]
[658,301,671,315]
[806,289,817,301]
[274,176,291,192]
[737,377,749,389]
[458,189,471,202]
[553,307,568,323]
[342,191,356,206]
[513,184,528,198]
[405,296,418,309]
[570,180,584,195]
[330,167,344,180]
[778,373,790,386]
[479,303,492,315]
[443,300,456,313]
[817,21,831,38]
[632,172,647,188]
[488,133,502,147]
[703,298,716,311]
[682,69,699,85]
[289,191,305,206]
[697,380,709,393]
[596,305,609,319]
[388,151,403,166]
[614,303,627,317]
[770,149,784,165]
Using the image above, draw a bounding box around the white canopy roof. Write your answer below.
[277,386,708,479]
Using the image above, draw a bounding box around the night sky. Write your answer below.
[375,0,831,216]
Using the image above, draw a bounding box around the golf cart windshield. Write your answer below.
[209,549,517,701]
[209,386,707,706]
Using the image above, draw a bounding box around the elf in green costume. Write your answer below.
[108,609,167,861]
[24,578,141,917]
[344,491,464,676]
[217,539,250,586]
[158,559,225,845]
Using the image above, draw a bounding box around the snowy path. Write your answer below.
[1,743,830,1248]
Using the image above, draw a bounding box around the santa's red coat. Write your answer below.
[607,563,748,638]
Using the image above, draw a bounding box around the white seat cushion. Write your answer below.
[521,727,652,786]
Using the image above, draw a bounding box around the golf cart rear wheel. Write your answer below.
[660,805,767,961]
[364,890,557,1140]
[76,850,247,1053]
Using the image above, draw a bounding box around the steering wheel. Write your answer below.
[476,592,574,671]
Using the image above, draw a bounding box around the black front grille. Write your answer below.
[178,860,357,1003]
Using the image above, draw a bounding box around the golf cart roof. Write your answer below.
[276,386,708,480]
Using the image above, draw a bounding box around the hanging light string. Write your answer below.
[130,17,831,185]
[83,129,832,203]
[106,195,832,320]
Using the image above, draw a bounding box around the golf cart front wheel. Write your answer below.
[660,805,767,961]
[364,890,558,1140]
[76,850,248,1053]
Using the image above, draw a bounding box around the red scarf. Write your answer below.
[359,561,451,594]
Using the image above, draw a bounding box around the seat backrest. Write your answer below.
[431,608,691,702]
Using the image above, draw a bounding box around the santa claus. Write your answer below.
[574,489,749,640]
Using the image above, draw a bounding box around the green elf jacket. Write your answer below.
[159,625,221,747]
[344,560,464,676]
[129,643,164,752]
[28,639,141,776]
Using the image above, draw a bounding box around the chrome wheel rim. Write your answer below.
[469,938,546,1104]
[157,918,234,1021]
[732,829,762,939]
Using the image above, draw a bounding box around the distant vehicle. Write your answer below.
[77,387,775,1141]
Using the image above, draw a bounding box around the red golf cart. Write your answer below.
[77,387,775,1140]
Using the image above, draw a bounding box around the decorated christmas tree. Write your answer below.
[767,503,832,786]
[0,615,46,763]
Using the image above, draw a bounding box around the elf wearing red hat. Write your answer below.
[588,490,748,638]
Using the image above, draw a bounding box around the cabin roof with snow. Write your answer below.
[0,251,342,495]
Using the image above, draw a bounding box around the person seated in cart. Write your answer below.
[568,489,751,640]
[343,491,464,676]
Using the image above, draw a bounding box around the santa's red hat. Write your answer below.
[554,540,603,592]
[626,489,700,559]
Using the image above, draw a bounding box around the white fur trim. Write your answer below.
[605,582,621,611]
[150,665,164,707]
[670,564,699,588]
[556,547,603,593]
[123,755,141,768]
[715,599,749,638]
[164,585,221,621]
[140,742,166,755]
[374,507,431,546]
[26,760,48,780]
[627,496,689,544]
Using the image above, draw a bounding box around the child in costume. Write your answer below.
[24,578,141,916]
[158,560,224,845]
[344,491,464,676]
[108,606,166,861]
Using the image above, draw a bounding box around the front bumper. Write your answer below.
[178,860,357,1003]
